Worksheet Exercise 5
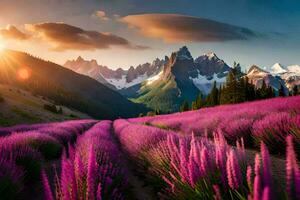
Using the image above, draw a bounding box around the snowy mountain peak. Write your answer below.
[271,63,287,74]
[205,52,217,60]
[64,56,165,90]
[176,46,193,60]
[287,65,300,74]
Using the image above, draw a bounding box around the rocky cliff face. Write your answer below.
[64,56,165,89]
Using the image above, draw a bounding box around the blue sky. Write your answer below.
[0,0,299,70]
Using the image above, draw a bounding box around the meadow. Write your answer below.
[1,96,300,199]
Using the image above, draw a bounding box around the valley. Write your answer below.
[64,46,300,113]
[1,1,300,199]
[1,96,300,199]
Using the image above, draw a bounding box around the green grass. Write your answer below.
[131,76,180,113]
[0,108,41,126]
[11,107,40,122]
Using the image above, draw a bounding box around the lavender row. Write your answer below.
[0,120,96,199]
[42,120,129,200]
[0,119,97,137]
[114,119,300,199]
[129,96,300,155]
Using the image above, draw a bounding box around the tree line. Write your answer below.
[180,63,299,112]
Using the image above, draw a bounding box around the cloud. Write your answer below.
[121,14,257,43]
[93,10,110,21]
[26,22,148,51]
[0,25,30,40]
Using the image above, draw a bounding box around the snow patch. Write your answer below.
[106,74,147,89]
[105,71,163,89]
[271,63,287,74]
[190,73,227,94]
[287,65,300,74]
[205,52,217,60]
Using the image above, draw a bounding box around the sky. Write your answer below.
[0,0,299,70]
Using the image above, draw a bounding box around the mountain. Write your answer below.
[64,56,165,90]
[0,50,147,119]
[246,65,287,92]
[63,45,300,113]
[269,63,287,74]
[191,51,231,94]
[64,56,116,89]
[130,46,232,112]
[267,63,300,90]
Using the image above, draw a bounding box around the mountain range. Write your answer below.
[266,63,300,89]
[64,46,300,112]
[0,50,147,120]
[64,56,165,90]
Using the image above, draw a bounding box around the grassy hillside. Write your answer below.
[0,50,147,119]
[132,75,179,113]
[0,84,90,126]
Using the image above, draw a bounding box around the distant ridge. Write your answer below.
[0,49,147,119]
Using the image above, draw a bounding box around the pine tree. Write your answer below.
[267,85,275,98]
[293,85,299,96]
[180,100,190,112]
[220,66,241,104]
[194,93,205,109]
[258,80,268,99]
[206,81,219,106]
[155,109,160,115]
[278,84,285,97]
[192,101,198,110]
[244,77,256,101]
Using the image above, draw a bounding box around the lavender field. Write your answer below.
[1,96,300,200]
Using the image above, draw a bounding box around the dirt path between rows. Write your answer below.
[111,125,157,200]
[245,149,287,192]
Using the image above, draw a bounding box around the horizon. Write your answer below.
[0,0,299,70]
[2,46,297,73]
[1,2,300,199]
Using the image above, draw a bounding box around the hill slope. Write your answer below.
[0,50,147,119]
[0,84,90,126]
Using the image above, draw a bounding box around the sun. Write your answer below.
[17,68,31,80]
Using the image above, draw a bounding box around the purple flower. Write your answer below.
[286,135,300,199]
[97,183,102,200]
[262,186,270,200]
[260,142,272,187]
[213,185,222,200]
[226,150,242,189]
[253,154,261,200]
[86,145,96,200]
[41,170,54,200]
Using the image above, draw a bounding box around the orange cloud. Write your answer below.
[121,14,256,43]
[26,22,149,51]
[0,25,30,40]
